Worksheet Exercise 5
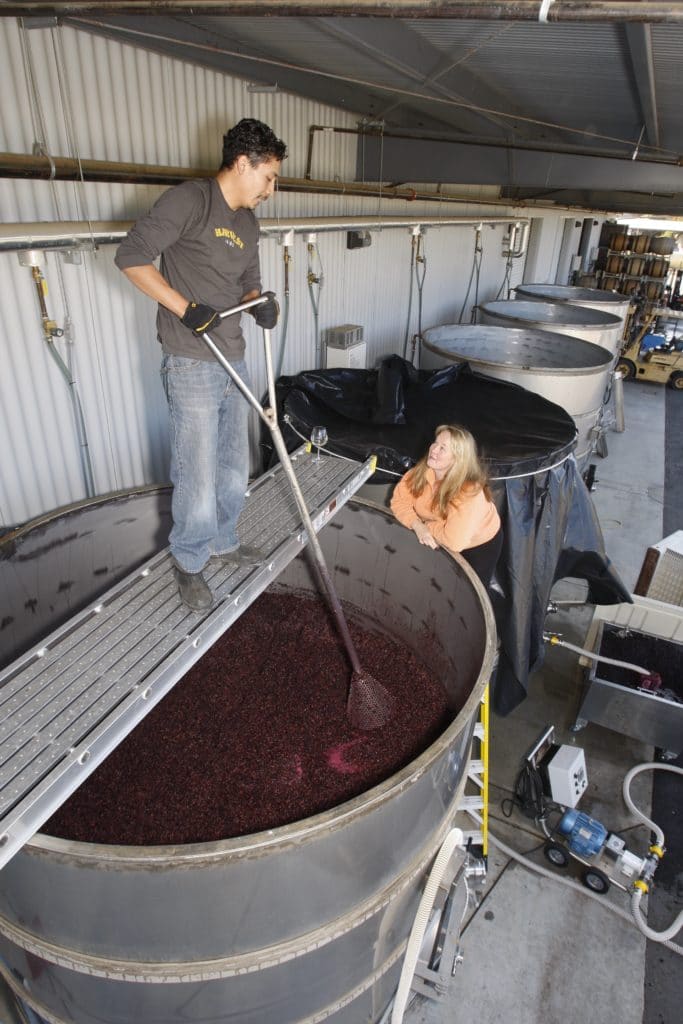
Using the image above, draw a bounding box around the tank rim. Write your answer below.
[514,283,630,304]
[481,299,622,328]
[26,527,496,868]
[422,325,614,371]
[0,483,170,548]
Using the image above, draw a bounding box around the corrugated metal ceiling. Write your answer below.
[18,6,679,215]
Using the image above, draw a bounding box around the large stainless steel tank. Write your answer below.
[420,323,612,467]
[514,284,631,328]
[480,299,624,357]
[0,489,495,1024]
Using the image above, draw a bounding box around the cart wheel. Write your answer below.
[668,371,683,391]
[582,867,610,894]
[616,358,636,381]
[544,842,570,869]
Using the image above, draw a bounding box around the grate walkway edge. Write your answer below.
[0,449,376,870]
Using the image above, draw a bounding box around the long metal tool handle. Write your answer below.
[201,301,364,676]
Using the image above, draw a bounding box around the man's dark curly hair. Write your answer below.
[221,118,287,169]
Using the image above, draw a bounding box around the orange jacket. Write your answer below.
[390,467,501,554]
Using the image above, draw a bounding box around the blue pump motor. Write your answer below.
[557,809,607,858]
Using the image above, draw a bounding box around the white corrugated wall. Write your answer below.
[0,18,559,528]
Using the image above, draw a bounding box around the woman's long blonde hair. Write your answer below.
[406,424,491,518]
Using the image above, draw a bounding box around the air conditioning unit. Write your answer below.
[634,530,683,606]
[323,324,366,369]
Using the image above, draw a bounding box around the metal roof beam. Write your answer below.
[309,17,524,141]
[5,4,683,25]
[623,22,661,152]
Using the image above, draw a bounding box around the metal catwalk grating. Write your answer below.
[0,449,376,869]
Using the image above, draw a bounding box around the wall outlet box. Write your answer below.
[347,230,371,250]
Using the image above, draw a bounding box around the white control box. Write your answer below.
[546,745,588,807]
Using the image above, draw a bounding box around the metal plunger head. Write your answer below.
[347,669,395,731]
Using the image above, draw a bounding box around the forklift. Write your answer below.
[616,301,683,390]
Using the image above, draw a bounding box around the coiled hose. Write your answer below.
[468,809,683,955]
[388,763,682,1021]
[390,827,463,1024]
[623,761,683,942]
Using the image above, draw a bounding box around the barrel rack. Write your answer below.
[0,449,375,871]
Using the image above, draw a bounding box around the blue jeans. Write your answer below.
[161,354,250,574]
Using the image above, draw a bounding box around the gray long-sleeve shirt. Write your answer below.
[115,178,261,361]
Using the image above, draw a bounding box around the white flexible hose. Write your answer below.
[546,634,653,677]
[623,762,683,941]
[467,810,683,956]
[390,827,464,1024]
[622,761,680,846]
[631,888,683,942]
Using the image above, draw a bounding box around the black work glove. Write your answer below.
[181,301,219,335]
[250,291,279,330]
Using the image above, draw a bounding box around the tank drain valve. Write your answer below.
[464,856,487,882]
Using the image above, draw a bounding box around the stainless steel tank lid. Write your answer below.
[422,324,613,371]
[514,284,629,304]
[480,299,623,329]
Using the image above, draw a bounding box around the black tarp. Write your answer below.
[262,356,630,716]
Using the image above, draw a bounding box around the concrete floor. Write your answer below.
[405,380,680,1024]
[0,379,678,1024]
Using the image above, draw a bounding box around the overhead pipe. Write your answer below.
[0,151,620,216]
[4,3,683,25]
[0,149,531,208]
[0,215,529,254]
[305,123,680,176]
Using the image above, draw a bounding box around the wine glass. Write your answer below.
[310,426,328,463]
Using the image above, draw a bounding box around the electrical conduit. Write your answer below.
[401,233,416,361]
[274,242,292,380]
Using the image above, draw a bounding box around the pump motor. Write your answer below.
[557,809,607,858]
[552,808,647,891]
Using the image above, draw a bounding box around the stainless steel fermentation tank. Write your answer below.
[479,299,624,357]
[420,324,612,467]
[513,284,631,328]
[0,488,496,1024]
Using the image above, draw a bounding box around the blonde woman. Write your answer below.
[390,424,502,590]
